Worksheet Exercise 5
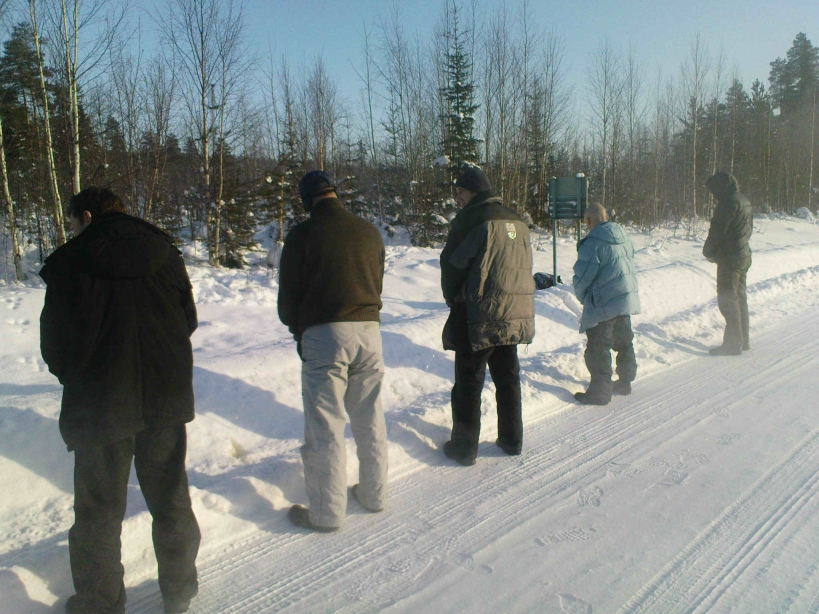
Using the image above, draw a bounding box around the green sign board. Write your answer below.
[548,175,588,220]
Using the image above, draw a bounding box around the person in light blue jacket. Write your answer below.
[572,203,641,405]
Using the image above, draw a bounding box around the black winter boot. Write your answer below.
[164,587,198,614]
[443,441,477,466]
[574,391,611,406]
[496,438,522,455]
[612,379,632,395]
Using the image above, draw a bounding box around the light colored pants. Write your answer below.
[300,321,388,527]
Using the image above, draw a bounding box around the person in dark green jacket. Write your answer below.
[440,168,535,466]
[703,172,753,356]
[278,171,388,532]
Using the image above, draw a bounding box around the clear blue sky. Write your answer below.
[245,0,817,108]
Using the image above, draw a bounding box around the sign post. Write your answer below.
[548,174,588,281]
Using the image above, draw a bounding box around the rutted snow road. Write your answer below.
[128,309,819,614]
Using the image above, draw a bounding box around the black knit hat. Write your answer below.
[298,170,336,208]
[455,168,492,194]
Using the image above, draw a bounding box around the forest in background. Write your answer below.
[0,0,817,280]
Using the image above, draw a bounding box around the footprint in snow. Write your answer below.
[577,487,603,507]
[657,469,689,486]
[558,593,593,613]
[604,462,640,478]
[717,433,741,445]
[452,553,493,575]
[535,527,596,546]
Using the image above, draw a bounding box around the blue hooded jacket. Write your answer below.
[572,221,641,333]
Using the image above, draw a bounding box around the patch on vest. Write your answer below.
[506,222,517,239]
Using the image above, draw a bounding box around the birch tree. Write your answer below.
[157,0,248,265]
[679,33,711,226]
[29,0,65,246]
[586,38,623,210]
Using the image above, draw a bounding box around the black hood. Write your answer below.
[705,172,739,200]
[77,212,175,279]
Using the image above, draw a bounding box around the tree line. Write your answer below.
[1,0,817,281]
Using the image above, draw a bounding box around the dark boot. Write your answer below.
[612,379,632,395]
[574,391,611,405]
[443,441,476,466]
[65,594,125,614]
[163,587,198,614]
[288,505,339,532]
[576,371,613,406]
[496,438,521,455]
[709,344,741,356]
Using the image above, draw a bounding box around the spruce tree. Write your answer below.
[440,2,480,182]
[770,33,819,115]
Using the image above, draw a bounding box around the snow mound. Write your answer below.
[796,207,815,222]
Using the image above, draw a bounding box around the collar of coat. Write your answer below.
[463,189,501,210]
[310,197,345,216]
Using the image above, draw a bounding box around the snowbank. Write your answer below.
[2,215,819,611]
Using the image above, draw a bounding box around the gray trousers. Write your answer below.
[300,322,388,527]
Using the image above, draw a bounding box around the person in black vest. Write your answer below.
[439,168,535,466]
[278,171,388,531]
[703,172,753,356]
[40,187,200,614]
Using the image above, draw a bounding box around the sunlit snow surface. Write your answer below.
[2,215,819,612]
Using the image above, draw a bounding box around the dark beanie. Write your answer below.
[298,170,336,208]
[455,168,492,193]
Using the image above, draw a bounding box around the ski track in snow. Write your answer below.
[3,216,819,613]
[132,297,819,612]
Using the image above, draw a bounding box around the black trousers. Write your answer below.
[717,263,750,349]
[585,315,637,396]
[450,345,522,458]
[70,425,200,613]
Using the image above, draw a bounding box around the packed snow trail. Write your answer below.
[3,216,819,613]
[122,309,819,614]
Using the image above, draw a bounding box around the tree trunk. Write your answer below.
[61,0,82,194]
[809,88,816,209]
[30,0,66,247]
[0,116,27,281]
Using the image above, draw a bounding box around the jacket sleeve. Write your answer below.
[177,256,198,335]
[445,223,488,301]
[572,239,600,303]
[39,263,79,383]
[440,220,465,304]
[703,200,736,260]
[380,244,386,294]
[277,227,306,337]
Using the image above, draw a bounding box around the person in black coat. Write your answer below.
[703,172,753,356]
[40,187,200,614]
[439,168,535,466]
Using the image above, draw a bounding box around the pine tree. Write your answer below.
[724,79,750,174]
[440,2,480,183]
[770,33,819,116]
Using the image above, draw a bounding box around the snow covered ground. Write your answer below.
[2,215,819,613]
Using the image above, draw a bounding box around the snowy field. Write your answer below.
[2,215,819,613]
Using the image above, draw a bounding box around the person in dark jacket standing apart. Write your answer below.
[39,187,200,614]
[440,168,535,466]
[278,171,388,532]
[703,171,753,356]
[572,203,641,406]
